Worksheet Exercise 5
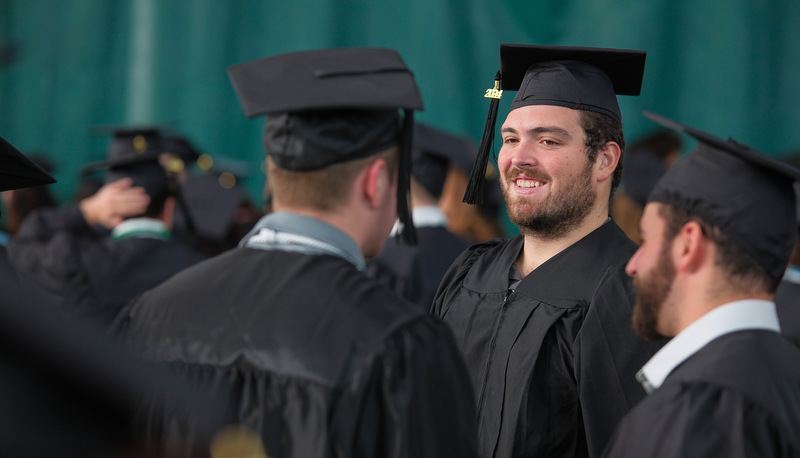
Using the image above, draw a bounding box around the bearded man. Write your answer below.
[431,44,664,458]
[602,112,800,457]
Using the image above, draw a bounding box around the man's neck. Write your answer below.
[516,209,609,276]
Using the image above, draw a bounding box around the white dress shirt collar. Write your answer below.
[636,299,781,394]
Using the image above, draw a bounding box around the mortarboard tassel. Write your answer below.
[463,71,502,205]
[398,108,418,245]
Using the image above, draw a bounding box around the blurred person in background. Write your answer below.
[0,154,57,245]
[611,129,682,244]
[0,134,223,458]
[171,147,262,258]
[439,147,506,243]
[367,122,473,309]
[8,128,204,331]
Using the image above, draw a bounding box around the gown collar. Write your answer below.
[464,219,635,306]
[240,211,366,272]
[111,218,170,241]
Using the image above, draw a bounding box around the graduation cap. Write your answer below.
[412,123,476,199]
[83,128,180,199]
[173,172,250,244]
[161,134,202,163]
[0,135,56,192]
[463,43,646,204]
[644,111,800,281]
[227,47,424,243]
[623,152,670,207]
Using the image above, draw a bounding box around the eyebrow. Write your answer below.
[501,126,573,139]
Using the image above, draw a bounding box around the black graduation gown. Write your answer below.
[368,225,471,310]
[0,246,223,458]
[116,246,480,458]
[432,220,664,458]
[775,279,800,347]
[603,330,800,457]
[7,205,203,329]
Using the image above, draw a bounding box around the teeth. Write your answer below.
[516,179,543,188]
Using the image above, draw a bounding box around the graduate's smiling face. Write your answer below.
[497,105,597,239]
[627,203,677,340]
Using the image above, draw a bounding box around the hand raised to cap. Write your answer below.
[79,177,150,229]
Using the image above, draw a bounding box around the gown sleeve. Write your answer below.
[330,316,479,458]
[430,240,498,317]
[7,204,99,296]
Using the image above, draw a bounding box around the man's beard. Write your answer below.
[503,159,596,240]
[632,242,676,341]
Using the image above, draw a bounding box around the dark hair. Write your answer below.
[143,188,171,219]
[579,110,626,200]
[658,203,779,294]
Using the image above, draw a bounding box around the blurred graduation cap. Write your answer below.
[0,135,56,192]
[464,43,646,204]
[82,127,180,199]
[227,47,424,243]
[623,152,670,207]
[168,145,257,250]
[644,111,800,281]
[412,123,476,199]
[173,170,251,246]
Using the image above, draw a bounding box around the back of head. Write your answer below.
[227,47,424,243]
[84,128,181,218]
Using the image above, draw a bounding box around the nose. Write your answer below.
[504,144,538,169]
[625,249,639,278]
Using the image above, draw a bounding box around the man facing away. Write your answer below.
[8,128,203,330]
[115,47,479,458]
[0,134,224,458]
[431,44,664,458]
[603,112,800,457]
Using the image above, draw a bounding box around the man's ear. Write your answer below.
[674,221,708,273]
[362,158,388,209]
[595,141,621,183]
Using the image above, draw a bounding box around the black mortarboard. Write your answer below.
[83,129,177,199]
[175,172,248,243]
[463,43,646,204]
[161,134,201,163]
[412,123,475,199]
[228,47,424,243]
[0,135,56,192]
[644,111,800,281]
[623,152,669,207]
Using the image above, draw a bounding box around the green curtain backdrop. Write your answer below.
[2,0,800,230]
